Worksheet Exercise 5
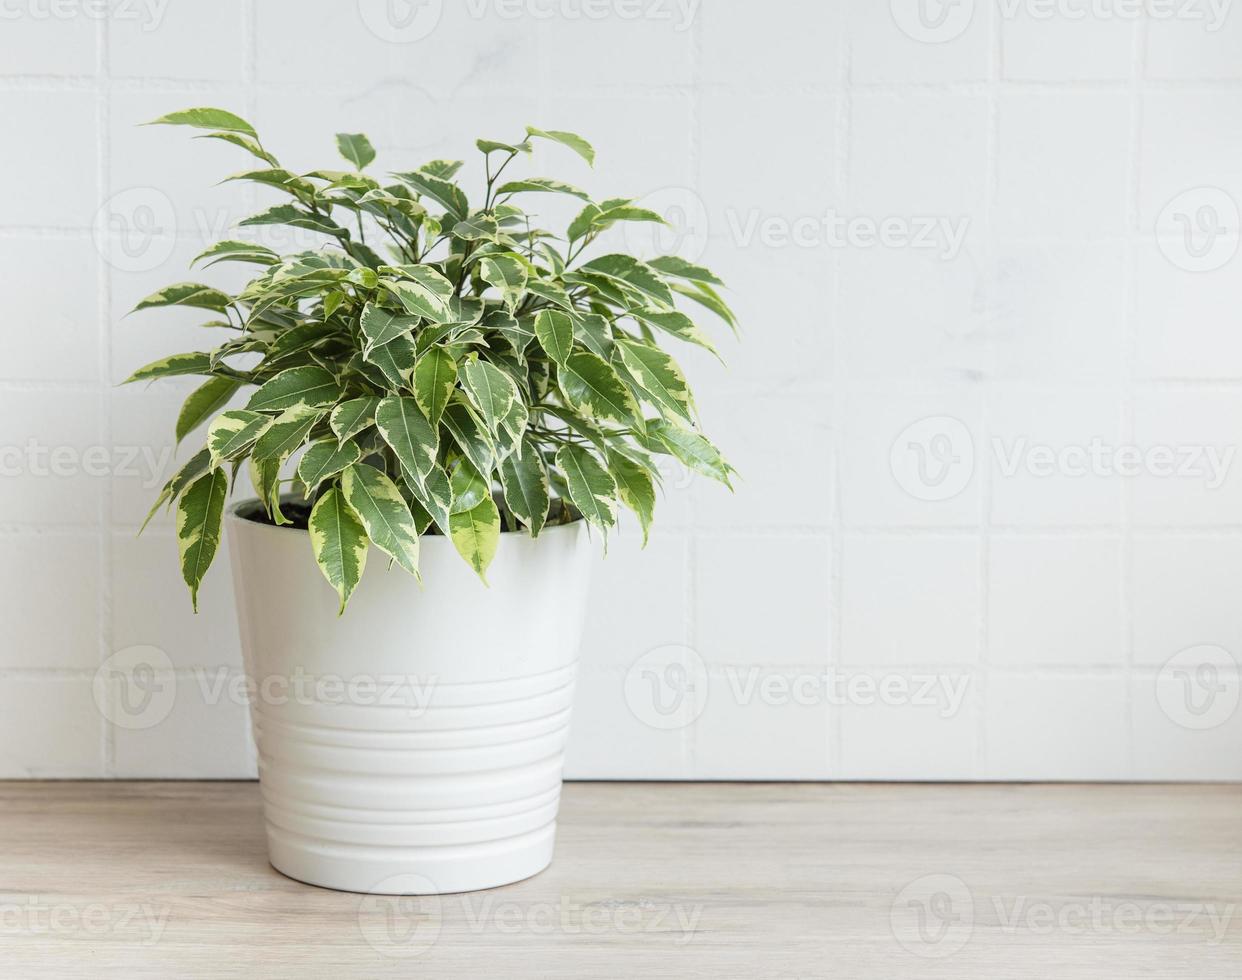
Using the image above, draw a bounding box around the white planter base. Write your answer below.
[226,503,593,896]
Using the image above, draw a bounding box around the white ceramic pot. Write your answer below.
[226,501,593,895]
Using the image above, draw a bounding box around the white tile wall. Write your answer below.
[2,0,1241,780]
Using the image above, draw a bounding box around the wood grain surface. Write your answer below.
[0,781,1238,978]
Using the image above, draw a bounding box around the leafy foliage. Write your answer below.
[129,107,735,611]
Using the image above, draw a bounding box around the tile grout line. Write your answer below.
[1120,16,1148,780]
[828,7,853,779]
[684,2,703,780]
[976,0,1004,780]
[96,9,115,778]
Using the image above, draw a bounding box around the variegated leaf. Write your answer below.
[412,347,458,426]
[176,467,228,612]
[309,487,368,613]
[525,126,595,166]
[330,396,381,444]
[477,253,527,312]
[460,358,519,438]
[405,462,452,535]
[533,308,573,365]
[449,494,500,585]
[557,351,643,431]
[175,376,240,444]
[615,339,695,427]
[555,444,617,531]
[207,409,271,464]
[606,449,655,545]
[297,438,362,493]
[340,463,421,577]
[500,444,550,536]
[360,303,419,352]
[252,406,323,463]
[375,396,439,483]
[133,282,233,313]
[449,459,489,515]
[247,365,340,413]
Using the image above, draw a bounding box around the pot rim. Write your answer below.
[226,497,585,537]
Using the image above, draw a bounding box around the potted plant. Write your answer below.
[126,107,735,895]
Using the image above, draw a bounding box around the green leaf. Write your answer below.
[206,410,270,464]
[363,333,418,388]
[148,106,257,138]
[496,177,590,201]
[308,487,368,614]
[125,352,214,384]
[392,169,469,222]
[247,365,340,413]
[223,168,316,198]
[452,213,499,242]
[405,462,452,535]
[571,312,614,360]
[580,254,675,309]
[525,126,596,166]
[141,447,212,533]
[330,396,381,444]
[644,418,734,486]
[442,398,496,476]
[525,279,574,311]
[615,339,695,426]
[533,309,573,365]
[191,240,279,269]
[194,132,278,166]
[460,358,519,437]
[648,255,724,286]
[412,347,458,426]
[477,252,528,312]
[297,438,362,493]
[500,444,550,536]
[239,204,345,238]
[631,307,720,356]
[176,467,228,612]
[476,138,531,156]
[381,272,452,320]
[558,351,643,431]
[668,279,738,333]
[336,132,376,170]
[449,495,500,585]
[251,406,323,463]
[607,449,655,545]
[375,395,439,482]
[449,458,489,514]
[176,377,240,445]
[341,463,421,578]
[555,444,617,531]
[360,303,419,352]
[593,203,668,228]
[133,282,233,314]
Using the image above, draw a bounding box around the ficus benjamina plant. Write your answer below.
[127,107,736,613]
